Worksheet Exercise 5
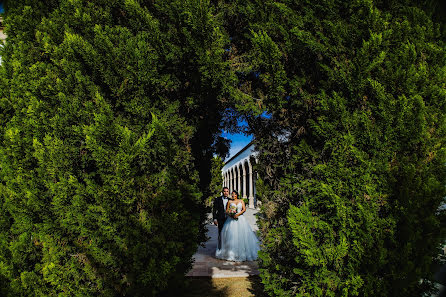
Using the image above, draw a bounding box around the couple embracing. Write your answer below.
[212,187,260,261]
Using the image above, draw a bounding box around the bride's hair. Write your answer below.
[232,190,239,199]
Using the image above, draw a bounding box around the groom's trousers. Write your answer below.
[217,218,226,249]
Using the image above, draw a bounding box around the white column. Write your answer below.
[227,171,229,188]
[233,167,236,192]
[242,162,247,199]
[230,168,234,192]
[236,165,241,193]
[248,161,254,208]
[228,169,231,191]
[227,169,230,191]
[234,167,237,192]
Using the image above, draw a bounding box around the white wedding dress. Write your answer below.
[215,201,260,261]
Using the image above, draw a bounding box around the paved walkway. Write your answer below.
[186,208,261,278]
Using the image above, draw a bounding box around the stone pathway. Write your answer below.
[186,208,261,278]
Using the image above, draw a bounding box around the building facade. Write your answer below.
[221,142,259,209]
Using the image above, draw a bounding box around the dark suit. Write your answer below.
[212,195,228,249]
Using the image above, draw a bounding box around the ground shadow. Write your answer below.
[182,276,266,297]
[162,277,229,297]
[247,275,269,297]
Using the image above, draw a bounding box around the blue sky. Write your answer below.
[221,119,253,161]
[221,112,272,161]
[222,131,252,161]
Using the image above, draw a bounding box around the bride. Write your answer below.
[215,190,260,261]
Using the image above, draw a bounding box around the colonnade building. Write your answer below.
[221,142,259,209]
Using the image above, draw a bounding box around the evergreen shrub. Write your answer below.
[0,0,229,296]
[226,0,446,296]
[207,156,225,207]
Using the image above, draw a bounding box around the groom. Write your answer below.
[213,187,230,249]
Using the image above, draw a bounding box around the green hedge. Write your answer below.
[225,0,446,296]
[0,0,229,296]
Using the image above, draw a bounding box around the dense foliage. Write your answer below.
[206,156,225,207]
[0,0,230,296]
[1,0,445,296]
[222,0,446,296]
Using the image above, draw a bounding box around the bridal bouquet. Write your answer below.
[227,204,238,220]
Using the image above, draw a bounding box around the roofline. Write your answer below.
[224,140,254,165]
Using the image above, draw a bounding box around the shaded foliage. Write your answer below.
[0,0,231,296]
[207,156,226,207]
[223,0,446,296]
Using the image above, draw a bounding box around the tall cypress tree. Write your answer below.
[224,0,446,296]
[0,0,230,296]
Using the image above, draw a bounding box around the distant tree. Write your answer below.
[0,0,230,296]
[223,0,446,296]
[207,156,225,207]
